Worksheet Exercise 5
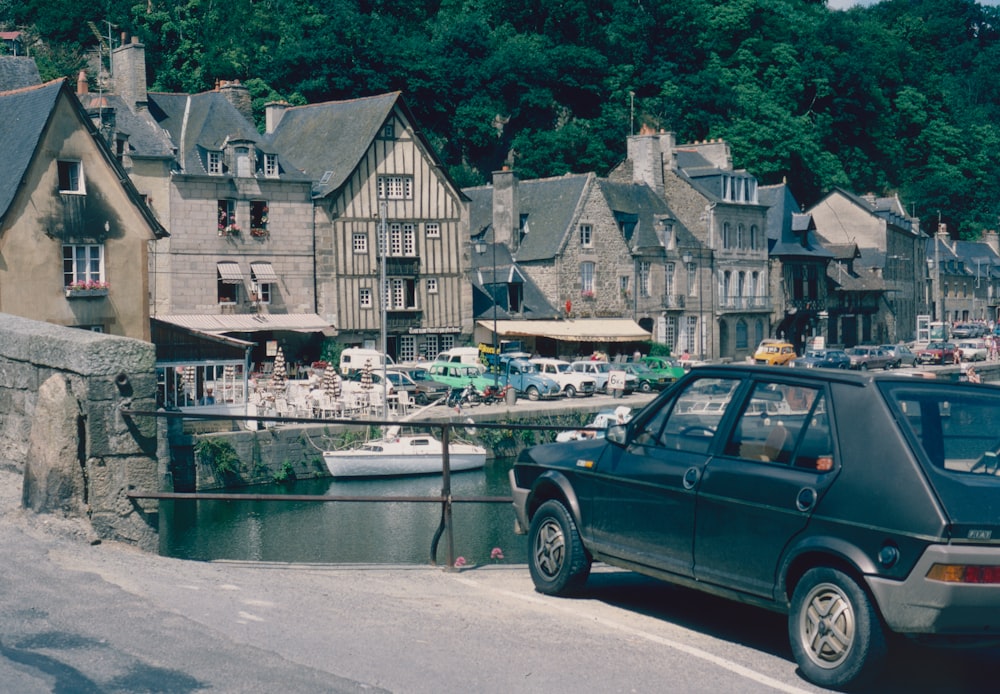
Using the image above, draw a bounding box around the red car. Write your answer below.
[916,341,957,364]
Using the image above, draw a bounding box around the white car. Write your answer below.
[957,340,988,362]
[568,360,637,393]
[530,358,597,398]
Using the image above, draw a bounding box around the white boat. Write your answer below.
[556,406,632,442]
[323,427,487,477]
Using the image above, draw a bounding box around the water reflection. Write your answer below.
[159,458,526,565]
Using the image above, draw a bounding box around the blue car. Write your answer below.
[788,348,850,369]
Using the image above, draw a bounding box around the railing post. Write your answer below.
[441,423,455,569]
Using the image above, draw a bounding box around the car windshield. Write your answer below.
[804,351,826,359]
[555,363,572,373]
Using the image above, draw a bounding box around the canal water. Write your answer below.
[158,456,528,565]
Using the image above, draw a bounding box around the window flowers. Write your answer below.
[250,202,269,238]
[581,289,596,299]
[66,280,110,297]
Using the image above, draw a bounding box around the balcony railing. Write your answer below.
[662,293,685,309]
[717,295,772,312]
[386,310,423,331]
[384,257,420,276]
[786,298,828,311]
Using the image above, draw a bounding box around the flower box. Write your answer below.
[250,227,269,238]
[66,288,109,298]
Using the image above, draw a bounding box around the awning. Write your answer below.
[217,262,244,284]
[477,318,651,343]
[250,262,279,283]
[155,313,336,336]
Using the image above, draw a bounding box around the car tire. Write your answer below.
[527,385,540,401]
[639,380,652,393]
[564,385,577,398]
[859,363,868,371]
[528,500,591,596]
[789,567,888,690]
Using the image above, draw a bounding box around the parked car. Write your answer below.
[788,348,851,369]
[510,365,1000,689]
[529,358,596,398]
[917,341,958,365]
[426,362,495,392]
[640,355,686,381]
[568,360,637,393]
[621,362,672,392]
[951,323,982,339]
[752,339,796,365]
[385,368,450,405]
[845,345,895,370]
[956,340,988,362]
[879,344,918,368]
[495,355,562,401]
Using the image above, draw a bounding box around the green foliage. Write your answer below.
[273,460,296,483]
[195,438,240,478]
[7,0,1000,233]
[319,338,342,368]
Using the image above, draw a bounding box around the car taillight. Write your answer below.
[926,564,1000,584]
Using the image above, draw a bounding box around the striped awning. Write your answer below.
[250,262,280,283]
[217,261,244,284]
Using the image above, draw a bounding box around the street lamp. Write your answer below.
[475,238,499,388]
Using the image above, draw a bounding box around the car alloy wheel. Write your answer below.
[527,500,591,595]
[564,385,577,398]
[789,567,887,689]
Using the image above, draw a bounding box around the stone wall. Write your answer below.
[0,313,160,550]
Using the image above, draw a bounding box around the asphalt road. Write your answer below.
[4,466,1000,693]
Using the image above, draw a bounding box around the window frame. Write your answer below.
[377,175,413,200]
[57,160,84,194]
[359,287,373,308]
[263,153,279,178]
[425,222,441,238]
[207,151,223,176]
[63,243,105,287]
[579,224,593,248]
[353,233,369,254]
[427,277,439,294]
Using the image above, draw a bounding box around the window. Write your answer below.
[725,383,831,469]
[218,200,237,234]
[403,223,416,255]
[620,276,630,296]
[353,233,368,254]
[427,278,439,294]
[250,200,269,238]
[425,222,440,238]
[377,175,413,200]
[685,316,698,353]
[207,151,223,175]
[737,224,744,249]
[687,262,698,297]
[440,334,455,352]
[581,261,595,294]
[253,281,271,304]
[63,244,104,287]
[235,146,251,177]
[736,320,748,349]
[639,261,651,297]
[263,153,278,178]
[665,316,677,352]
[750,225,758,250]
[57,160,84,193]
[722,223,731,249]
[250,263,277,304]
[579,224,593,247]
[382,122,395,139]
[649,377,741,454]
[359,288,373,308]
[422,335,439,360]
[217,265,240,304]
[388,278,417,309]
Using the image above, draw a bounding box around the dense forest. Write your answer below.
[5,0,1000,239]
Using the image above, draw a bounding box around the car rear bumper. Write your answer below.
[867,544,1000,637]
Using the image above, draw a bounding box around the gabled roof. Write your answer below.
[79,91,175,159]
[0,80,59,222]
[596,179,697,251]
[0,79,167,237]
[466,174,591,262]
[267,92,398,197]
[469,240,560,319]
[149,89,304,179]
[0,56,41,91]
[827,262,885,292]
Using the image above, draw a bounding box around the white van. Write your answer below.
[435,347,483,367]
[339,348,394,375]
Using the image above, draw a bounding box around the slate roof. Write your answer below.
[673,148,759,203]
[0,56,40,91]
[469,238,560,320]
[827,262,885,292]
[596,179,697,251]
[79,91,175,159]
[466,174,591,262]
[0,80,59,222]
[149,90,306,180]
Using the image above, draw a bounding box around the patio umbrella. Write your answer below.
[360,358,373,391]
[272,347,287,394]
[323,364,342,399]
[181,366,195,404]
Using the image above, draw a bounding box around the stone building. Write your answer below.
[0,79,166,340]
[928,228,1000,325]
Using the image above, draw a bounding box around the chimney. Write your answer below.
[112,35,148,111]
[265,101,289,134]
[627,128,670,195]
[218,79,253,123]
[492,167,519,250]
[77,70,88,95]
[984,229,1000,255]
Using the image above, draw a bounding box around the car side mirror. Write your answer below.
[606,424,627,446]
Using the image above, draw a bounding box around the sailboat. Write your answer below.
[322,426,487,478]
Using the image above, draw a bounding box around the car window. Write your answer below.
[634,377,741,454]
[884,384,1000,474]
[723,382,834,470]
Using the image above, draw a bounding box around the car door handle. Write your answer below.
[683,466,700,490]
[796,487,817,512]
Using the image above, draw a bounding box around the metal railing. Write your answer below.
[122,407,570,570]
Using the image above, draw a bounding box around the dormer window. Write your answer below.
[377,175,412,200]
[263,153,278,178]
[235,146,251,177]
[207,151,223,175]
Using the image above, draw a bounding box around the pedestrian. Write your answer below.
[968,366,982,384]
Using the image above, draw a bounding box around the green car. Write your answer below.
[622,362,672,392]
[426,361,496,392]
[640,355,686,382]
